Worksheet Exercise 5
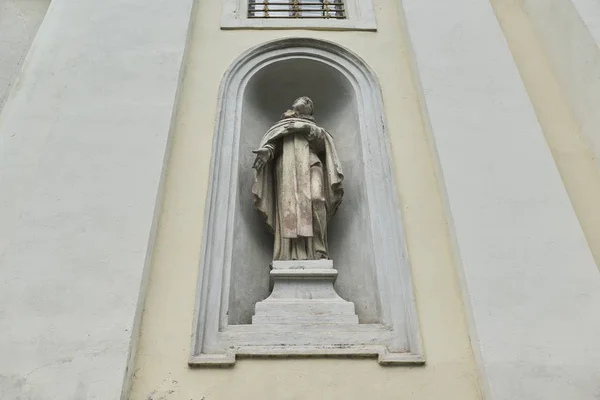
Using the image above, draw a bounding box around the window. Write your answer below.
[221,0,376,30]
[248,0,346,19]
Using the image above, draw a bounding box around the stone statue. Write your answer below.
[250,97,356,326]
[252,96,344,261]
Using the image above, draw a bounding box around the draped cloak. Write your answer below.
[252,118,344,248]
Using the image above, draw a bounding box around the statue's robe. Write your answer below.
[252,117,344,260]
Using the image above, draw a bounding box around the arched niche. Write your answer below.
[234,57,376,326]
[190,38,423,365]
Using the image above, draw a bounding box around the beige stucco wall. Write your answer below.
[492,0,600,271]
[127,1,482,399]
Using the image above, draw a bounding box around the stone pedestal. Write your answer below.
[252,260,359,324]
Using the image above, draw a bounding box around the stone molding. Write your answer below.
[189,38,423,366]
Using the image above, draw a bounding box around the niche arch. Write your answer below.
[190,38,423,365]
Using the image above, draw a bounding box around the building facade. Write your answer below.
[1,0,600,399]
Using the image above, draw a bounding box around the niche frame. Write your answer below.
[189,38,423,366]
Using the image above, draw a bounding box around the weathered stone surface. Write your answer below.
[252,260,359,324]
[252,97,343,261]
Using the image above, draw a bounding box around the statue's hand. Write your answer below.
[306,126,324,141]
[252,148,271,170]
[284,121,312,132]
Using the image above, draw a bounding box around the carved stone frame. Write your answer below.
[189,38,423,366]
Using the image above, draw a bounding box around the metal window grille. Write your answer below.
[248,0,346,19]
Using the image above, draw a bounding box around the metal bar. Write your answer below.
[249,4,345,9]
[248,15,346,18]
[249,5,346,10]
[247,0,346,19]
[251,1,333,4]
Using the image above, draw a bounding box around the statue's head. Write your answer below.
[291,97,314,116]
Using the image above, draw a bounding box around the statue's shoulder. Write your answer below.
[281,110,298,119]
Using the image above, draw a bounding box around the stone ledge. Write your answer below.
[188,343,425,366]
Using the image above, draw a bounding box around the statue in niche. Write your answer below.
[252,96,344,261]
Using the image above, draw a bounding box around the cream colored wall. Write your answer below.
[127,1,482,399]
[491,0,600,271]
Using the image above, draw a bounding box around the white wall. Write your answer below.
[0,0,194,398]
[402,0,600,398]
[0,0,49,110]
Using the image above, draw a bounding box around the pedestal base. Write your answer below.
[252,260,359,325]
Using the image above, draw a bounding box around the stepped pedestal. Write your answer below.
[252,259,359,325]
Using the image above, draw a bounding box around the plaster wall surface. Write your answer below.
[0,0,49,110]
[127,0,482,399]
[492,0,600,271]
[519,0,600,171]
[0,0,194,398]
[403,0,600,399]
[571,0,600,55]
